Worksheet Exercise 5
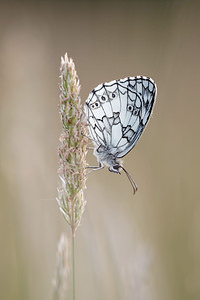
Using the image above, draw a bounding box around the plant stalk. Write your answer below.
[72,233,75,300]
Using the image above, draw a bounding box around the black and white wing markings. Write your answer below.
[85,76,156,158]
[85,81,122,149]
[85,87,108,147]
[115,76,156,158]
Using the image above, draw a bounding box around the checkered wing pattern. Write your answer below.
[85,76,157,158]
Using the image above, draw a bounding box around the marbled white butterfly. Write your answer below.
[85,76,157,193]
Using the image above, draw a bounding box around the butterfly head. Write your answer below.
[108,164,121,174]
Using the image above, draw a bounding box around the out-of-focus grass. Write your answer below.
[0,1,200,299]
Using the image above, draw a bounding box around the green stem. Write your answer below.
[72,233,75,300]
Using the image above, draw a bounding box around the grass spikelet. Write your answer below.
[57,53,88,237]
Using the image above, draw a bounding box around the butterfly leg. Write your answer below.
[85,161,104,176]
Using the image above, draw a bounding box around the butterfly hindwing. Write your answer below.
[115,76,156,157]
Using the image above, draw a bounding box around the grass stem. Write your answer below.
[72,233,75,300]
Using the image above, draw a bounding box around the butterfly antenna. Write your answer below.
[120,166,138,194]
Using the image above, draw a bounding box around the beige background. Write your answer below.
[0,0,200,299]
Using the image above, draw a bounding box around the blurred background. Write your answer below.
[0,0,200,299]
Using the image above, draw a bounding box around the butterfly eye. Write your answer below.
[101,95,108,102]
[127,105,133,112]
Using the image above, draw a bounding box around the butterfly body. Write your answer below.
[85,76,157,192]
[94,144,121,173]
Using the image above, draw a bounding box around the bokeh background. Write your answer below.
[1,0,200,299]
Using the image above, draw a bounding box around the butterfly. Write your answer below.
[85,76,157,194]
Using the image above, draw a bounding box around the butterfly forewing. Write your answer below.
[85,76,157,158]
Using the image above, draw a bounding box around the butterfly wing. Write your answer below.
[85,76,157,158]
[85,80,123,152]
[115,76,157,158]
